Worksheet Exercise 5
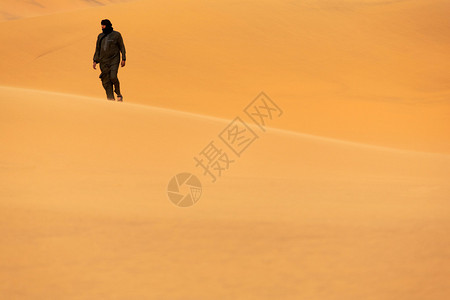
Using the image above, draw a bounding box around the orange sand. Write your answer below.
[1,1,449,299]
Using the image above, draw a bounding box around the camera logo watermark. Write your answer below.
[167,173,202,207]
[167,92,283,207]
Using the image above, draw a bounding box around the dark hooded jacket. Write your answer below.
[93,30,126,65]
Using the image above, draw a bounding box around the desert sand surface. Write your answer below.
[1,0,449,299]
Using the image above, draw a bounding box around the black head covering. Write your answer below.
[101,19,113,35]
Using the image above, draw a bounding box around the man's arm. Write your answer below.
[118,33,126,62]
[93,34,101,64]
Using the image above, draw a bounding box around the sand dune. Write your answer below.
[1,86,449,299]
[0,0,136,21]
[1,0,449,299]
[0,0,448,152]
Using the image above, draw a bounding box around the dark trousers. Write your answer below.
[99,62,121,100]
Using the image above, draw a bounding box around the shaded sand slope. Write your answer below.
[1,86,449,299]
[0,0,136,21]
[0,0,449,152]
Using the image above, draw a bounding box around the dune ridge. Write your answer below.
[0,0,449,153]
[1,84,450,299]
[3,85,449,157]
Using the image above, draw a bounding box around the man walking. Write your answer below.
[93,19,126,101]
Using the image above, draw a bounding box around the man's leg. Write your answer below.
[110,63,122,98]
[100,64,115,100]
